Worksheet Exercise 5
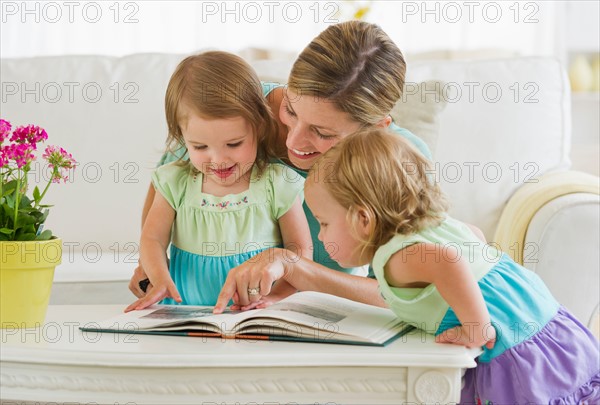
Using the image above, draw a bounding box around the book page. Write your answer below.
[237,291,405,342]
[89,305,260,333]
[85,292,408,344]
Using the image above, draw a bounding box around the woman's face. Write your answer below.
[279,88,363,171]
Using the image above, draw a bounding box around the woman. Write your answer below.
[130,20,433,310]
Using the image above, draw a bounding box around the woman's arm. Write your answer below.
[214,249,386,313]
[125,191,181,312]
[238,196,312,309]
[384,243,495,348]
[128,183,156,298]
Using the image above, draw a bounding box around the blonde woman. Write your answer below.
[130,21,432,309]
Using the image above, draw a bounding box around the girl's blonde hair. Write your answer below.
[164,51,278,173]
[308,128,447,254]
[289,20,405,126]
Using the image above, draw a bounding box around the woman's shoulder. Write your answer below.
[388,122,433,160]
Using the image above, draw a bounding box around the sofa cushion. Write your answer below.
[391,80,447,158]
[405,57,571,238]
[1,55,571,291]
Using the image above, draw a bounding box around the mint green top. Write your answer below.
[152,161,305,255]
[372,216,501,334]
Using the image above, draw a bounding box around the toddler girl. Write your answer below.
[126,51,311,311]
[304,128,599,404]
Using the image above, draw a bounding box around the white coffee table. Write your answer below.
[1,305,480,404]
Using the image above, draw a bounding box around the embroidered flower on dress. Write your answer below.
[201,196,248,209]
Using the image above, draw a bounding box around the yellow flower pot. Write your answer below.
[0,238,62,328]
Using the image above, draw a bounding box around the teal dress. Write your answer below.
[153,162,304,305]
[372,216,600,404]
[159,82,433,275]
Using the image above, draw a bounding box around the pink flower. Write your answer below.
[0,148,8,167]
[43,145,77,183]
[3,143,35,168]
[0,119,11,143]
[10,124,48,148]
[1,119,76,241]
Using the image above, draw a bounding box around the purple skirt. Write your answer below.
[461,307,600,404]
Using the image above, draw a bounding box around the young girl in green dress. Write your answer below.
[126,51,311,311]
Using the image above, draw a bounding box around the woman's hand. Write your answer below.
[230,289,292,311]
[128,263,150,298]
[124,276,182,312]
[214,248,298,313]
[435,324,496,350]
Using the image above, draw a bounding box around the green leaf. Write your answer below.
[1,180,17,197]
[16,212,37,226]
[17,233,37,241]
[2,203,14,218]
[33,186,41,203]
[19,195,33,209]
[4,195,15,208]
[0,228,13,235]
[36,229,53,241]
[40,210,50,223]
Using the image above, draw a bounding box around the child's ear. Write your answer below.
[376,115,393,128]
[356,207,373,237]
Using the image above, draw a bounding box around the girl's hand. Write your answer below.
[435,325,496,350]
[124,277,182,312]
[128,264,150,298]
[214,248,294,313]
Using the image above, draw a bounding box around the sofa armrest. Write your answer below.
[493,170,599,263]
[493,171,599,333]
[524,193,599,333]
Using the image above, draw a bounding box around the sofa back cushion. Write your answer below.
[1,55,570,254]
[406,57,571,238]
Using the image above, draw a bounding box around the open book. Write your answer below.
[81,291,413,346]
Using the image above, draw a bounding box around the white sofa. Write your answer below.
[2,54,598,333]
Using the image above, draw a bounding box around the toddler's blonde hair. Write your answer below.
[308,128,448,254]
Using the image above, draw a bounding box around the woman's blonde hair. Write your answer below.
[289,20,405,126]
[308,128,447,254]
[164,51,278,173]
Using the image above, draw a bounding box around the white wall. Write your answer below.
[0,0,578,60]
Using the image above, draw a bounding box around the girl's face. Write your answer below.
[279,89,363,171]
[181,111,257,191]
[304,179,372,268]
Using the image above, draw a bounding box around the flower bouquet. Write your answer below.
[0,119,77,241]
[1,118,77,328]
